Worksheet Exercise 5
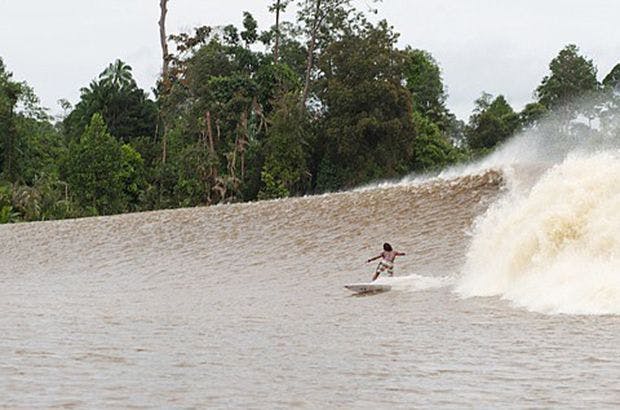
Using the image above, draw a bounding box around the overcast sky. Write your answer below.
[0,0,618,120]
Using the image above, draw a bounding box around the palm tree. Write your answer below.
[99,59,135,90]
[269,0,292,64]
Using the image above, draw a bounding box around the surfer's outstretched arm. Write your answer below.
[367,255,381,263]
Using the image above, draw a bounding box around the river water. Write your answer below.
[1,159,619,407]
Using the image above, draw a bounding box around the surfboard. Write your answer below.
[344,283,392,294]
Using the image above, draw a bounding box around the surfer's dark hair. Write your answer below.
[383,243,392,251]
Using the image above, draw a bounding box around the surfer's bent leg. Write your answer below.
[371,262,384,281]
[387,262,394,277]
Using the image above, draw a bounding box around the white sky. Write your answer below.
[0,0,618,120]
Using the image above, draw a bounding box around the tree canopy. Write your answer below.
[536,44,599,122]
[466,93,520,151]
[63,60,157,143]
[1,3,618,224]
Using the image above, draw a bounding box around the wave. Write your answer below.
[456,151,620,315]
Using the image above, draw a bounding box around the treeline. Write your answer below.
[1,1,619,223]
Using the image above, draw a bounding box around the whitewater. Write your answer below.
[1,123,619,407]
[457,150,620,315]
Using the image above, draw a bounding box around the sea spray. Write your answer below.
[354,118,581,192]
[456,151,620,314]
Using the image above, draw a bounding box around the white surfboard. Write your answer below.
[344,282,392,294]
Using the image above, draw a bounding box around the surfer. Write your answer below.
[367,243,405,281]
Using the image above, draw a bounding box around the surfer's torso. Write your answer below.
[381,250,398,263]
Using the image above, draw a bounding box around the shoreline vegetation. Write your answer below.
[1,1,618,224]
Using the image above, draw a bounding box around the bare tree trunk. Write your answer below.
[252,98,267,134]
[159,0,169,164]
[206,111,215,157]
[274,0,281,64]
[216,120,221,145]
[300,0,323,108]
[159,0,170,84]
[205,111,219,204]
[229,139,237,179]
[206,110,217,186]
[239,110,249,180]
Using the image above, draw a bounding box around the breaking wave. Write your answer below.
[456,151,620,315]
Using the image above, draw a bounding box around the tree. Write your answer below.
[298,0,325,107]
[159,21,274,205]
[258,20,306,81]
[99,59,135,90]
[0,58,60,184]
[269,0,292,63]
[600,63,620,137]
[119,143,147,211]
[466,93,520,151]
[603,63,620,93]
[402,48,449,127]
[536,44,599,123]
[411,112,463,170]
[0,58,23,181]
[296,0,380,107]
[241,12,259,48]
[315,20,416,190]
[2,3,501,222]
[259,94,309,199]
[14,114,64,185]
[159,0,170,163]
[63,61,157,143]
[64,114,128,215]
[159,0,170,84]
[519,102,548,128]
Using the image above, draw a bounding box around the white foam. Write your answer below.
[456,151,620,315]
[379,274,454,291]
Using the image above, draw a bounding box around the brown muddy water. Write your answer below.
[1,167,619,408]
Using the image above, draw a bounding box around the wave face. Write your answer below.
[456,151,620,314]
[0,170,502,281]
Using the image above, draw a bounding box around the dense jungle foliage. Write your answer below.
[1,1,618,223]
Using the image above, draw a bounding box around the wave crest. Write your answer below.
[456,151,620,315]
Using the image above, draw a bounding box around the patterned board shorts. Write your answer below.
[375,260,394,277]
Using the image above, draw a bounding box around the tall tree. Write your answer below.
[241,12,259,48]
[159,0,170,163]
[0,58,22,181]
[259,94,308,199]
[315,20,416,190]
[64,114,128,215]
[299,0,323,108]
[159,0,170,85]
[160,24,267,204]
[536,44,599,123]
[0,59,53,184]
[297,0,381,108]
[269,0,292,63]
[402,48,449,127]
